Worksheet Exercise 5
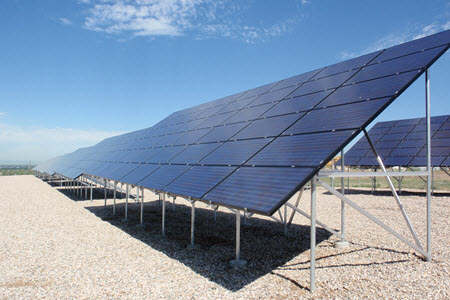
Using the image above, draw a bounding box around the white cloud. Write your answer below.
[0,112,5,119]
[81,0,298,43]
[0,123,125,163]
[58,17,72,26]
[301,0,311,4]
[339,21,449,59]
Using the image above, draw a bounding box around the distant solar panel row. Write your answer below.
[34,30,450,215]
[342,115,450,167]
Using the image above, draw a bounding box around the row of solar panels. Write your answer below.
[342,115,450,167]
[34,30,450,215]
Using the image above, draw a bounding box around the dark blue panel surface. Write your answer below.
[234,113,302,140]
[357,157,379,166]
[387,125,415,134]
[373,30,450,63]
[241,82,279,98]
[248,86,298,107]
[120,164,160,185]
[101,163,139,181]
[348,46,447,84]
[344,114,450,167]
[286,98,390,135]
[138,165,191,191]
[318,70,418,108]
[441,156,450,167]
[409,156,446,167]
[247,130,355,167]
[379,132,408,141]
[271,69,322,91]
[262,90,332,118]
[164,166,236,199]
[199,138,273,165]
[194,112,234,129]
[383,156,413,166]
[146,146,187,163]
[174,128,211,145]
[225,103,273,124]
[197,122,248,143]
[290,70,358,98]
[389,147,421,157]
[120,149,161,163]
[317,51,382,78]
[169,143,223,164]
[202,167,315,214]
[219,96,258,113]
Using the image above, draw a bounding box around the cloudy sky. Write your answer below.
[1,0,449,163]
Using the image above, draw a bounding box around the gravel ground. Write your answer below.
[0,175,448,299]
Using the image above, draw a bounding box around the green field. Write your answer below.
[0,168,35,176]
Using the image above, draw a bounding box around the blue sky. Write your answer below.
[0,0,449,163]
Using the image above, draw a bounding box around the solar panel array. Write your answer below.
[34,30,450,215]
[342,115,450,167]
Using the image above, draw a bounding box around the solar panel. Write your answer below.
[34,30,450,215]
[342,114,450,167]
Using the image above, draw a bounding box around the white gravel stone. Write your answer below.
[0,175,448,299]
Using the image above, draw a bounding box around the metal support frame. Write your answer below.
[139,187,144,226]
[318,179,429,259]
[229,209,247,268]
[104,179,107,208]
[425,69,432,261]
[310,176,317,292]
[363,129,424,250]
[122,184,129,223]
[337,149,348,248]
[113,181,117,215]
[187,200,199,249]
[162,193,166,236]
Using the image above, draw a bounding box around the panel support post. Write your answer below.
[80,177,83,199]
[90,178,93,202]
[310,176,317,292]
[425,69,432,261]
[161,193,166,236]
[104,179,107,208]
[335,150,349,248]
[136,187,146,229]
[187,200,199,249]
[229,209,247,268]
[122,184,129,223]
[113,181,117,215]
[84,176,88,200]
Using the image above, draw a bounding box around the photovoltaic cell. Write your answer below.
[196,122,248,143]
[290,69,358,98]
[119,164,160,185]
[285,98,390,135]
[224,103,273,124]
[202,167,315,215]
[169,143,223,164]
[262,90,333,117]
[164,166,236,199]
[317,71,419,108]
[234,113,303,140]
[343,114,450,167]
[138,165,191,190]
[246,130,355,167]
[199,138,273,166]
